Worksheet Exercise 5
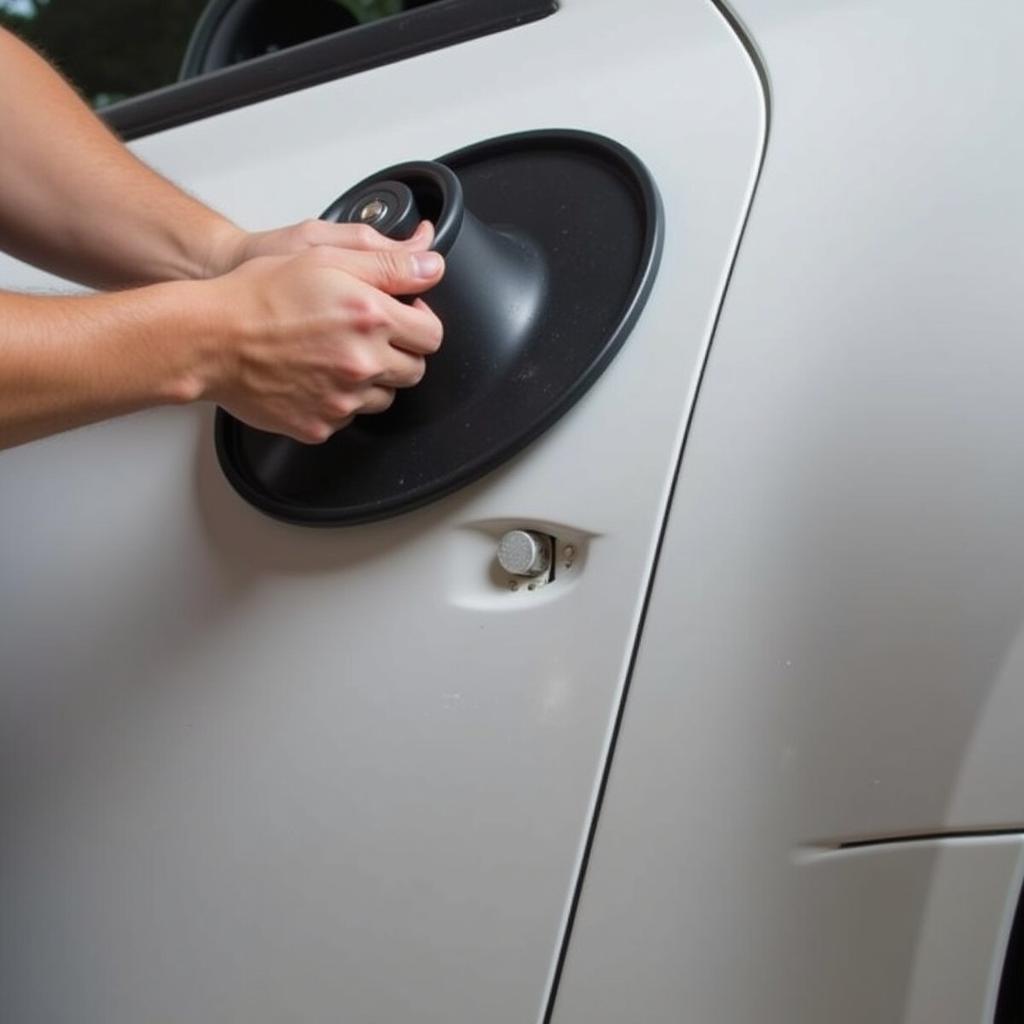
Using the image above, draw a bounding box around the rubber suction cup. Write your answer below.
[322,160,548,427]
[215,129,663,525]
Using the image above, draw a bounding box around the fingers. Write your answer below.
[298,218,434,253]
[299,383,396,443]
[382,294,443,356]
[356,385,397,415]
[333,335,425,390]
[313,386,394,440]
[333,274,442,356]
[230,238,442,444]
[231,220,436,273]
[373,348,426,389]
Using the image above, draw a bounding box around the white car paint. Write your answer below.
[0,2,764,1021]
[551,1,1024,1022]
[4,1,1022,1021]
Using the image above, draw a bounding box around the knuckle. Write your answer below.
[336,349,379,384]
[355,223,381,247]
[296,422,332,445]
[326,394,359,420]
[348,294,388,331]
[296,218,324,245]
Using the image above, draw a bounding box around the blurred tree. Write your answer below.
[0,0,209,106]
[336,0,404,23]
[0,0,423,109]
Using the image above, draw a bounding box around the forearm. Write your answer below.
[0,285,213,449]
[0,242,445,450]
[0,29,242,289]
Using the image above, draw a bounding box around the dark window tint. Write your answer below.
[0,0,442,109]
[182,0,442,78]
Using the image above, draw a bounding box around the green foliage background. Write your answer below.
[0,0,210,106]
[0,0,412,108]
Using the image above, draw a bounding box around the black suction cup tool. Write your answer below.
[323,161,547,426]
[215,129,664,526]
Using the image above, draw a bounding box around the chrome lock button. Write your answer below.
[497,530,552,579]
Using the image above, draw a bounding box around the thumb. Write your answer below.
[336,247,446,296]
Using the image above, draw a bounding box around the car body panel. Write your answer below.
[549,1,1024,1021]
[0,2,764,1021]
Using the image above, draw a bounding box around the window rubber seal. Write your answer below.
[101,0,558,141]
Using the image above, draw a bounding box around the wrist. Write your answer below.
[134,278,235,406]
[200,219,249,280]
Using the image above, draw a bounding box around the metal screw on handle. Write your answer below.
[358,197,389,224]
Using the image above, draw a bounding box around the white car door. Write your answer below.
[0,2,765,1021]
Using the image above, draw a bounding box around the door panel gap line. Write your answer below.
[537,2,772,1021]
[799,827,1024,856]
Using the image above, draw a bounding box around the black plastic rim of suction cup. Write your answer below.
[320,161,464,252]
[215,128,664,526]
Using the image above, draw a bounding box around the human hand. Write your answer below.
[205,218,435,278]
[193,244,444,443]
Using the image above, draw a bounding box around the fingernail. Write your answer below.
[412,251,443,278]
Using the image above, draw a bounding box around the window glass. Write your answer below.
[0,0,441,110]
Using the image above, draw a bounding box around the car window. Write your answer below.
[0,0,443,109]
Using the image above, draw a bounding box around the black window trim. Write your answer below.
[101,0,558,142]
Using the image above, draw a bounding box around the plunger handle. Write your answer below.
[321,161,465,255]
[319,160,546,428]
